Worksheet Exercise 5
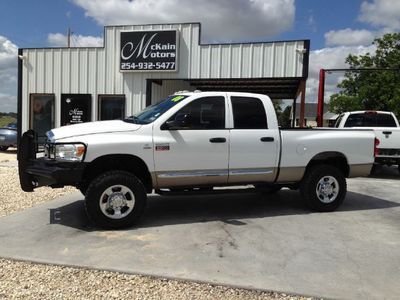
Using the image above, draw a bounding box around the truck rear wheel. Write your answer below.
[300,164,346,212]
[85,170,147,229]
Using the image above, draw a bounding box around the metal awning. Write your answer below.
[186,78,302,99]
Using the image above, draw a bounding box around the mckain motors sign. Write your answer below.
[120,30,179,72]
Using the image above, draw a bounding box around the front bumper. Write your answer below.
[18,130,86,192]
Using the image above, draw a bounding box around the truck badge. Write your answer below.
[155,144,170,151]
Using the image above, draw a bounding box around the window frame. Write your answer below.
[163,96,227,130]
[98,94,126,121]
[230,96,268,130]
[29,93,55,136]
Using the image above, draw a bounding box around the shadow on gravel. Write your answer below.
[50,189,400,232]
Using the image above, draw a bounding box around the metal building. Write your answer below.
[17,22,309,137]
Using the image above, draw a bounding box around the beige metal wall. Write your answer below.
[21,23,307,132]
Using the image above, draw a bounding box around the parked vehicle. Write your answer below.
[19,92,376,229]
[334,111,400,172]
[0,122,17,151]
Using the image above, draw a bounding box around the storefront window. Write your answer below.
[30,94,55,137]
[98,95,126,120]
[61,94,92,126]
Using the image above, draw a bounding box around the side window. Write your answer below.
[167,96,225,129]
[231,96,267,129]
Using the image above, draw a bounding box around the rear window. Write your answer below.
[344,113,397,127]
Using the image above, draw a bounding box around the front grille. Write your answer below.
[44,143,55,159]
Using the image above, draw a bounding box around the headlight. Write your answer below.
[46,143,86,162]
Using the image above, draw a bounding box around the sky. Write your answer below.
[0,0,399,113]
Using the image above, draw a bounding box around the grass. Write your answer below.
[0,116,16,128]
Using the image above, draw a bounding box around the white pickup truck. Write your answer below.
[334,111,400,172]
[19,92,376,229]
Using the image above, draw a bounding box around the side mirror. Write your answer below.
[161,113,191,130]
[161,120,180,130]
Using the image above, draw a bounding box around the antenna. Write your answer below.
[67,27,71,48]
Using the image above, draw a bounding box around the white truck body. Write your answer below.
[51,92,374,187]
[19,92,376,229]
[334,111,400,168]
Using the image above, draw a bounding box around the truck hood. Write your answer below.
[48,120,142,141]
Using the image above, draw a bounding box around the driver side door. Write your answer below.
[153,94,229,188]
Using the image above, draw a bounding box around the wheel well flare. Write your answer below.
[83,154,153,192]
[306,152,349,177]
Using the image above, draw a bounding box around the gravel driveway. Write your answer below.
[0,153,312,299]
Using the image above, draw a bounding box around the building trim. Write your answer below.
[17,48,23,146]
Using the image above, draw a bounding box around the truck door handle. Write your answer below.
[260,137,274,142]
[209,137,226,143]
[383,131,392,135]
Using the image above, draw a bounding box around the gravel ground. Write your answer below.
[0,154,315,299]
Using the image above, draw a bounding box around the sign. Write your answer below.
[61,94,92,126]
[120,30,178,72]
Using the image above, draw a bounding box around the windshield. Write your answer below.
[124,95,189,124]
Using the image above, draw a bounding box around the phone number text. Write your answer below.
[121,62,176,70]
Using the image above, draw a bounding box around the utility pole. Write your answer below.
[67,27,71,48]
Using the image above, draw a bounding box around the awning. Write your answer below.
[186,78,302,99]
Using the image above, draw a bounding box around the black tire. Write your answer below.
[85,170,147,229]
[0,146,8,152]
[77,183,88,196]
[300,164,346,212]
[370,163,380,176]
[78,187,87,196]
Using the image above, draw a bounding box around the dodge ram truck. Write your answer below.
[19,92,376,229]
[334,110,400,173]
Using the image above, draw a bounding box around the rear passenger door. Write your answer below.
[228,95,280,183]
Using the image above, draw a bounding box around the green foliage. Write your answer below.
[272,99,282,115]
[278,106,292,127]
[0,116,16,128]
[329,33,400,119]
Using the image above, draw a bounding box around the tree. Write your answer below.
[329,33,400,119]
[278,105,292,127]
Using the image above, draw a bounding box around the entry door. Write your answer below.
[153,95,229,188]
[228,95,280,183]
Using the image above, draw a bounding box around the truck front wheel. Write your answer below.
[85,170,147,229]
[300,165,346,212]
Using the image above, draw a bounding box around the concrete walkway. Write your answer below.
[0,175,399,299]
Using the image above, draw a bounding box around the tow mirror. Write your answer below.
[161,113,191,130]
[161,120,180,130]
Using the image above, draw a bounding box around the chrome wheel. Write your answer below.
[316,176,339,204]
[99,185,135,219]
